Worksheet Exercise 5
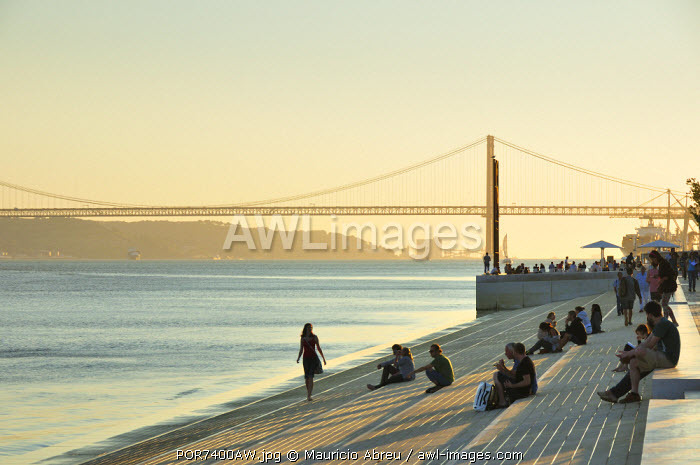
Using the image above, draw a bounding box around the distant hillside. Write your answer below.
[0,218,401,259]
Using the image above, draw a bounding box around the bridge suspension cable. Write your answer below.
[495,137,685,195]
[0,179,146,208]
[225,136,488,207]
[0,135,690,215]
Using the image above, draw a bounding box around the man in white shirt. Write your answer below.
[569,262,577,272]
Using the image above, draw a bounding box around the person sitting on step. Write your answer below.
[555,310,587,351]
[367,344,402,390]
[597,301,681,403]
[493,342,517,388]
[367,347,415,390]
[590,304,604,334]
[612,324,650,373]
[526,322,560,355]
[575,306,593,335]
[493,343,537,408]
[534,313,555,341]
[408,343,454,394]
[545,311,556,329]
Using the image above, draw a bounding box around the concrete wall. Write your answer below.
[651,285,700,399]
[476,271,618,310]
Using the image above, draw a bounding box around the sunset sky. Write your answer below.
[2,1,698,257]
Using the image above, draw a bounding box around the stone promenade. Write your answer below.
[61,291,657,465]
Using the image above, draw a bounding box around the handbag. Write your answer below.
[473,381,496,411]
[314,356,323,374]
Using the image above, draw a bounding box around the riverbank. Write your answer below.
[41,290,661,465]
[0,260,477,464]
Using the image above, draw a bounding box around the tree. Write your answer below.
[687,178,700,227]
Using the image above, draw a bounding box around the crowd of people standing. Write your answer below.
[486,255,637,275]
[612,250,682,327]
[484,248,697,292]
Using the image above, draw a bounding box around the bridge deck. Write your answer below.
[42,290,667,465]
[0,205,688,218]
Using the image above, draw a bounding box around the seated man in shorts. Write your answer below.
[409,343,454,393]
[597,301,680,403]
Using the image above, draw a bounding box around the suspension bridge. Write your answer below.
[1,135,690,219]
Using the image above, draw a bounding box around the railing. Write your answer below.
[0,205,689,218]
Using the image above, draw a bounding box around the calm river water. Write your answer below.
[1,260,481,462]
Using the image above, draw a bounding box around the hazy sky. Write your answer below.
[2,1,698,257]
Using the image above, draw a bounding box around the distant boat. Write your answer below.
[127,248,141,260]
[502,234,512,265]
[621,220,696,255]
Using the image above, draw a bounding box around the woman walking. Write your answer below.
[296,323,327,401]
[649,250,679,326]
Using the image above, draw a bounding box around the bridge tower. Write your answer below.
[682,195,690,250]
[666,189,671,242]
[485,135,499,264]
